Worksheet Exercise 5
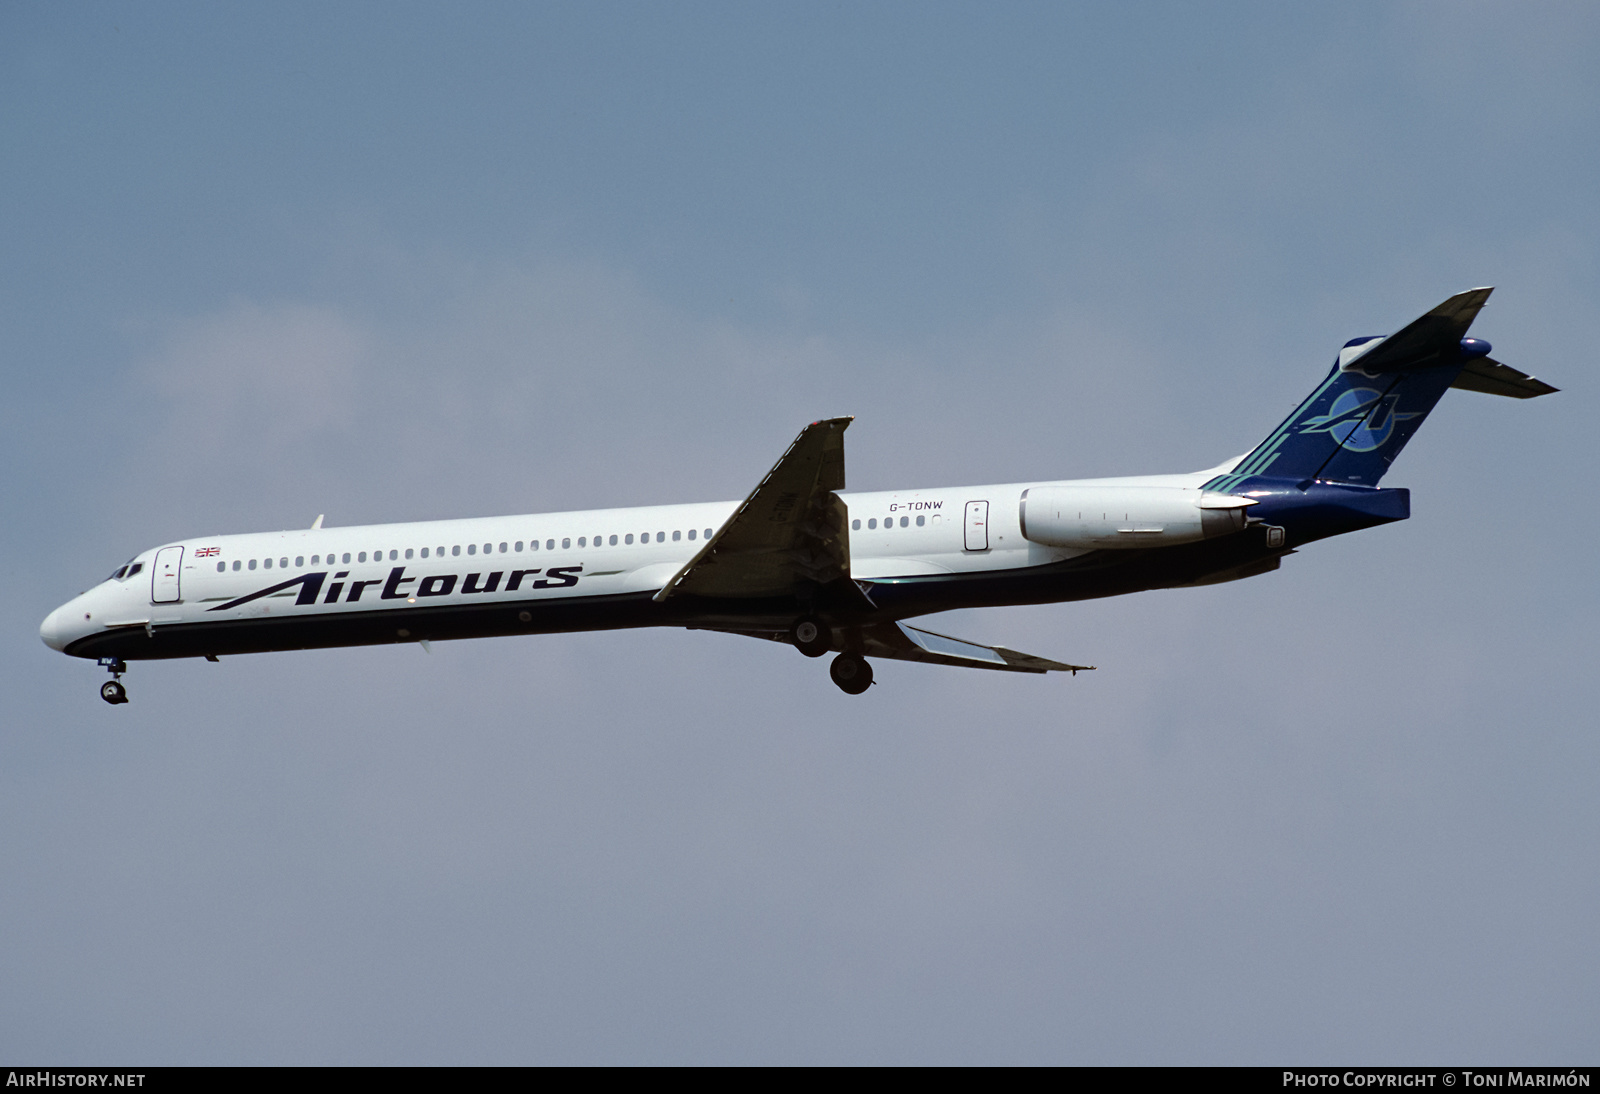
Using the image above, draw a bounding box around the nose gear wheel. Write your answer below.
[98,658,129,705]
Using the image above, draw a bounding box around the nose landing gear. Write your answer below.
[829,652,873,695]
[98,658,129,705]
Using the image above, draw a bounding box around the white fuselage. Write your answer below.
[41,464,1233,656]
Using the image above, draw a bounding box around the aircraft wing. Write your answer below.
[861,621,1094,674]
[655,417,855,601]
[706,621,1094,674]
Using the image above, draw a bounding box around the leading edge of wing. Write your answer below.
[863,622,1094,675]
[655,417,854,602]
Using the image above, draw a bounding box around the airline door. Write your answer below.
[964,501,989,551]
[151,546,183,603]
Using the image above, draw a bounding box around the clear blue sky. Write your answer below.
[3,2,1596,1063]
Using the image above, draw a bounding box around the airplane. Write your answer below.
[41,288,1556,704]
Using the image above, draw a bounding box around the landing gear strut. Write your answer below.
[791,616,831,658]
[98,658,129,705]
[829,653,873,695]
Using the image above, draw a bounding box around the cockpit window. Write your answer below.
[109,566,127,581]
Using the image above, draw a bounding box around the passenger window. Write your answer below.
[514,541,523,552]
[687,529,696,541]
[452,545,461,557]
[436,546,445,557]
[467,544,476,555]
[578,537,587,548]
[404,549,413,560]
[916,515,925,527]
[625,534,634,545]
[357,552,366,563]
[232,560,241,571]
[499,542,507,553]
[264,558,273,569]
[562,538,571,549]
[342,553,352,564]
[672,530,681,541]
[704,528,713,539]
[546,539,555,550]
[609,534,618,546]
[900,517,908,528]
[852,519,861,530]
[216,562,225,573]
[296,556,304,567]
[249,559,258,570]
[656,532,665,543]
[868,518,877,529]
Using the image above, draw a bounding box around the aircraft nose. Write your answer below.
[40,599,87,652]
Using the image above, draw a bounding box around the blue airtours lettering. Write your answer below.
[381,567,416,599]
[417,574,456,597]
[210,564,584,612]
[461,571,502,594]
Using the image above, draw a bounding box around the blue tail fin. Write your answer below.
[1207,288,1493,491]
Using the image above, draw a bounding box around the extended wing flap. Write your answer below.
[861,622,1094,675]
[656,417,854,601]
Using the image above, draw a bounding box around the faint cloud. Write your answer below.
[146,299,370,454]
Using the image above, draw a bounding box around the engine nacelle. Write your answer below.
[1019,485,1251,549]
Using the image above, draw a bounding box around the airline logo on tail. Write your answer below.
[1293,387,1420,453]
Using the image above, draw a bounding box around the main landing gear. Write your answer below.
[790,616,832,658]
[790,616,872,693]
[98,658,129,705]
[829,652,873,695]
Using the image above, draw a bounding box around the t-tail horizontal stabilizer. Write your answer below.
[1207,287,1556,493]
[1450,355,1559,399]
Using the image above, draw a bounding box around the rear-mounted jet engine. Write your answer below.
[1018,486,1254,549]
